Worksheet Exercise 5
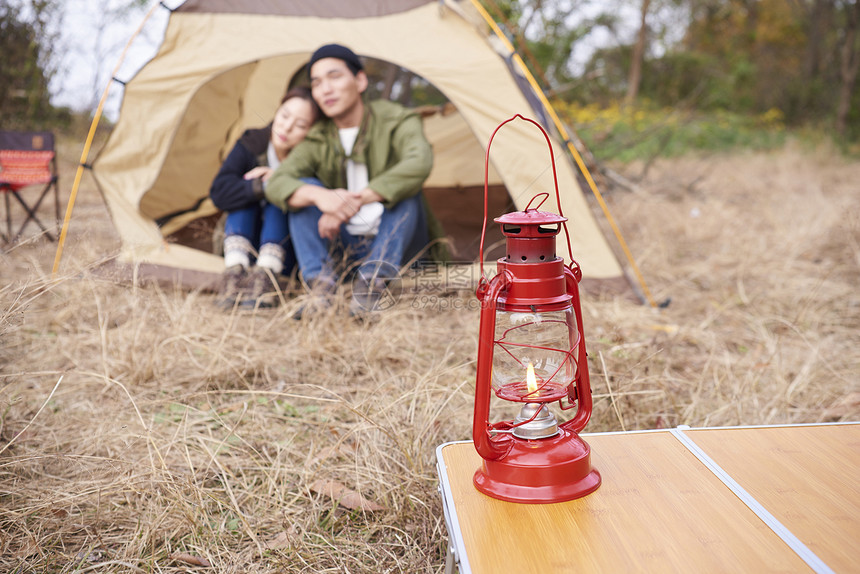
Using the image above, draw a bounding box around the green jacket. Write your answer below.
[265,99,448,261]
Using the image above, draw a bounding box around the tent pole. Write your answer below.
[468,0,658,308]
[51,1,163,280]
[481,0,551,92]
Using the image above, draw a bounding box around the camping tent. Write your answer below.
[92,0,631,294]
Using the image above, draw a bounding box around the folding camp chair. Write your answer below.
[0,130,61,242]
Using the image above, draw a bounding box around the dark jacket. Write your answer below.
[209,126,271,212]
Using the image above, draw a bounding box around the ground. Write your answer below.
[1,134,858,572]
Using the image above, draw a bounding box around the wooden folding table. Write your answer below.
[436,423,859,573]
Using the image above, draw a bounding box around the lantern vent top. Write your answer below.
[495,192,567,237]
[495,208,566,228]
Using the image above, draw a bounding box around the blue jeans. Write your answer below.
[224,201,296,273]
[289,189,429,282]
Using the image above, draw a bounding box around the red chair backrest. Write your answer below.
[0,131,56,189]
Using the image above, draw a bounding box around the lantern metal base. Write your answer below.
[473,428,600,504]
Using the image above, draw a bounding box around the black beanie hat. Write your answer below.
[308,44,364,77]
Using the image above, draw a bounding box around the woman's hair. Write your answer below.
[281,86,321,123]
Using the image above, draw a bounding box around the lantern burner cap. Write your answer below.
[512,403,559,439]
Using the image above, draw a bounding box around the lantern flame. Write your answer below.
[526,363,538,394]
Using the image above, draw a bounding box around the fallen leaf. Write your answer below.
[309,479,385,512]
[263,527,297,550]
[170,552,211,567]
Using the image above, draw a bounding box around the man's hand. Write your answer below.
[315,188,385,240]
[288,184,362,221]
[318,213,342,240]
[316,189,363,221]
[357,187,384,204]
[287,184,386,240]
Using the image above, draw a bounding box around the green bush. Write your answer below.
[555,100,788,162]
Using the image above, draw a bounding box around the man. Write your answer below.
[265,43,441,316]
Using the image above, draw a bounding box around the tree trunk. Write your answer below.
[804,0,834,81]
[397,70,414,105]
[625,0,651,107]
[836,0,860,136]
[380,65,398,101]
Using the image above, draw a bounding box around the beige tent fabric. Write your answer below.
[178,0,432,18]
[93,0,625,281]
[423,110,504,189]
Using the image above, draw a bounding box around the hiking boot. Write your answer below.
[238,268,280,309]
[349,267,403,318]
[291,276,337,320]
[349,276,390,317]
[348,261,402,318]
[218,265,247,308]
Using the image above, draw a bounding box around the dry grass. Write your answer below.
[1,135,858,572]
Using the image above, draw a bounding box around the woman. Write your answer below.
[210,87,320,308]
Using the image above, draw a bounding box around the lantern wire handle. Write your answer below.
[524,192,549,211]
[479,114,576,284]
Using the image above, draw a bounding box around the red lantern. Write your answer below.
[472,115,601,503]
